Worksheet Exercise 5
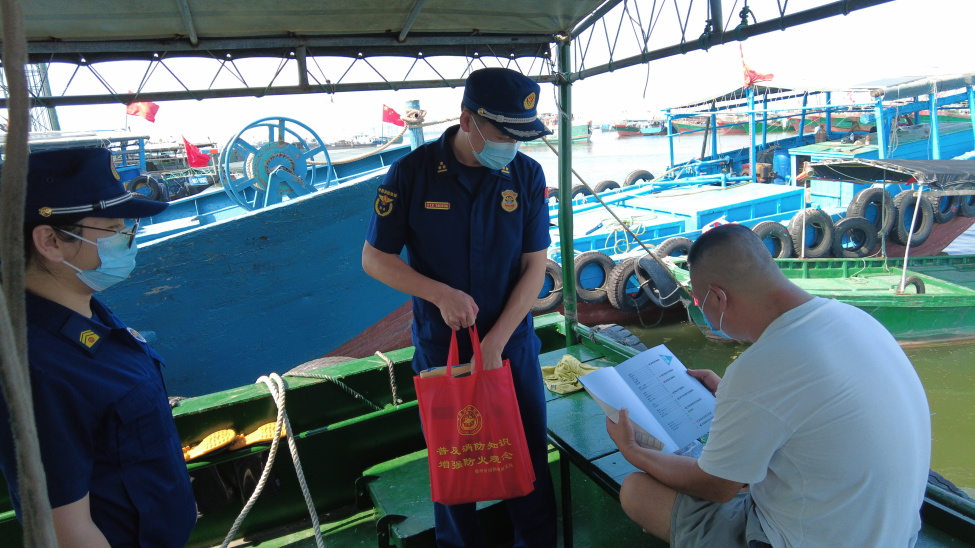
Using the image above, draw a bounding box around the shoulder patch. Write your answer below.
[375,186,398,217]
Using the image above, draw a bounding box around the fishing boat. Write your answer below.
[522,113,593,145]
[2,0,974,546]
[611,118,669,137]
[666,254,975,345]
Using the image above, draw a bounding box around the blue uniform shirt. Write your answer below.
[0,292,196,547]
[366,125,551,363]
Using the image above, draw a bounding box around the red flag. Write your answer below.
[382,104,405,127]
[740,45,773,89]
[182,136,210,168]
[125,92,159,123]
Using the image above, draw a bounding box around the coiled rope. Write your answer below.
[221,373,324,548]
[307,109,458,166]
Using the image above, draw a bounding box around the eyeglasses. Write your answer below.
[63,220,140,249]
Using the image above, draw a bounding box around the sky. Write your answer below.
[28,0,975,147]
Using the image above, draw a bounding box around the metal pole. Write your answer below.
[929,81,941,160]
[874,95,886,159]
[556,39,578,343]
[406,99,425,150]
[748,88,756,184]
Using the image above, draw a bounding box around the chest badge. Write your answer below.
[500,190,518,212]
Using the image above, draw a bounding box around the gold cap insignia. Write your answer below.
[523,92,537,110]
[110,163,120,181]
[39,207,53,217]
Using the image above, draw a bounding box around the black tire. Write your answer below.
[570,184,592,201]
[546,187,559,203]
[928,194,958,224]
[788,208,835,258]
[957,183,975,217]
[847,187,896,238]
[594,180,620,193]
[831,216,880,258]
[533,259,563,313]
[655,236,694,258]
[623,169,654,186]
[606,257,654,313]
[892,190,934,246]
[751,221,795,258]
[574,251,615,304]
[635,254,681,308]
[285,356,356,376]
[898,275,926,295]
[126,174,169,202]
[590,324,648,351]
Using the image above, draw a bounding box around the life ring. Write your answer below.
[897,275,926,295]
[847,188,896,238]
[654,236,693,258]
[532,259,563,313]
[892,190,934,246]
[787,208,834,258]
[751,221,795,258]
[831,216,879,258]
[126,174,170,202]
[635,254,680,308]
[574,251,615,304]
[956,183,975,218]
[570,184,592,201]
[927,194,958,224]
[623,169,654,187]
[594,180,621,193]
[607,257,654,313]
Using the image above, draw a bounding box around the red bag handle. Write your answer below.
[445,326,483,377]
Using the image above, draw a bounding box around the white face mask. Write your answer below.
[60,229,139,292]
[468,117,520,170]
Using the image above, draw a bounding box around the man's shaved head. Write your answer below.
[687,224,785,294]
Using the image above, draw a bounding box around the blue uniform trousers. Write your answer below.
[430,335,557,548]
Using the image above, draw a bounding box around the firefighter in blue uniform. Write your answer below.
[0,148,196,547]
[363,67,557,547]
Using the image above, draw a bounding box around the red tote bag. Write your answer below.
[413,326,536,505]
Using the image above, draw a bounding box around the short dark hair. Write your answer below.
[687,224,760,268]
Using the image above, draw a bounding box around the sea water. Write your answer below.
[523,130,975,495]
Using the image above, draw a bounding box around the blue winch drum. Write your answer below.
[772,149,791,184]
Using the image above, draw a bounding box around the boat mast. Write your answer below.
[556,36,579,343]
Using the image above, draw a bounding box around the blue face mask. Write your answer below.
[469,117,520,170]
[61,230,139,292]
[697,287,733,340]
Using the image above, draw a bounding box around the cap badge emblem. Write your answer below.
[39,207,53,217]
[523,92,537,110]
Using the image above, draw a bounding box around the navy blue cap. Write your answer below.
[24,147,168,223]
[462,68,552,142]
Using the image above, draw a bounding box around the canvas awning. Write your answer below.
[810,159,975,188]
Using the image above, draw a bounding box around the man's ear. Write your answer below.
[32,225,70,263]
[459,110,473,132]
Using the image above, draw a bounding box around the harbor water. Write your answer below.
[522,130,975,495]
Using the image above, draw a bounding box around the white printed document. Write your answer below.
[579,344,714,456]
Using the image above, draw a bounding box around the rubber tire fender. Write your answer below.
[847,187,896,238]
[928,194,958,224]
[635,254,681,308]
[957,183,975,218]
[831,216,880,258]
[751,221,795,258]
[606,257,654,314]
[532,259,564,313]
[654,236,694,258]
[787,208,835,258]
[593,180,621,193]
[590,324,649,351]
[574,251,615,304]
[570,184,592,201]
[892,190,934,246]
[898,275,926,295]
[546,187,559,203]
[126,174,169,202]
[623,169,654,187]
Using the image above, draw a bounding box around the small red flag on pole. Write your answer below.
[125,92,160,122]
[182,136,211,168]
[740,45,773,89]
[382,104,405,127]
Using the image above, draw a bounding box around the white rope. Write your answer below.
[221,373,324,548]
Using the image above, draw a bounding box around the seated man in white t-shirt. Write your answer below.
[606,223,931,548]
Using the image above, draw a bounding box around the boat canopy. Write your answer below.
[810,159,975,188]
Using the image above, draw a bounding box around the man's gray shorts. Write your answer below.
[671,491,771,548]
